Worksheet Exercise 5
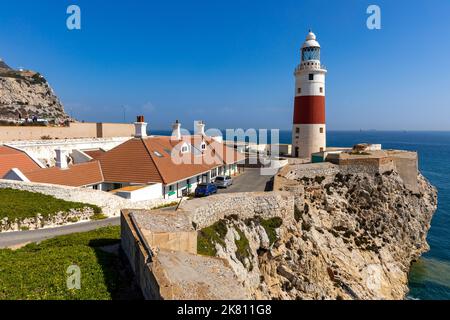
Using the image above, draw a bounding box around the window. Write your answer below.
[201,143,206,150]
[93,185,99,190]
[181,145,189,153]
[169,185,173,191]
[320,127,324,134]
[297,88,301,94]
[320,87,323,93]
[309,74,314,81]
[296,128,300,134]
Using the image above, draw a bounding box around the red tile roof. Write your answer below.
[83,149,106,160]
[96,135,244,185]
[24,161,104,187]
[0,146,41,178]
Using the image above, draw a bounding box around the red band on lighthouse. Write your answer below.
[293,96,326,124]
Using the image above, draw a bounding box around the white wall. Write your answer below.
[116,183,163,202]
[5,137,130,167]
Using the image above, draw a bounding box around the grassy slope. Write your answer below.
[0,226,142,300]
[0,188,101,220]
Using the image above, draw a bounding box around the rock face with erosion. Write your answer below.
[0,61,68,122]
[207,169,437,300]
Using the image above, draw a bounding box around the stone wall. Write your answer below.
[179,191,295,229]
[281,162,340,180]
[0,179,173,217]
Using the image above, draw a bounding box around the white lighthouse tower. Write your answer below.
[292,31,327,159]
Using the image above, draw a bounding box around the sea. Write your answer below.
[150,129,450,300]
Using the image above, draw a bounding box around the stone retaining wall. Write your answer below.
[180,191,295,230]
[0,179,172,217]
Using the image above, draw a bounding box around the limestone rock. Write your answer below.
[208,170,437,300]
[0,64,69,123]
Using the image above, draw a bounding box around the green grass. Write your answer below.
[90,213,108,221]
[234,227,253,271]
[0,226,142,300]
[152,201,179,210]
[197,220,228,256]
[259,217,283,246]
[0,188,101,221]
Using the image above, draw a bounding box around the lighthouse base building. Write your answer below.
[292,31,327,159]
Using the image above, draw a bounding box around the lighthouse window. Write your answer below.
[320,87,323,93]
[296,128,300,134]
[309,74,314,81]
[320,127,324,134]
[297,88,301,94]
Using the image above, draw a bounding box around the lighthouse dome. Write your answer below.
[302,31,320,48]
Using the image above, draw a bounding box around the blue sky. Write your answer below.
[0,0,449,130]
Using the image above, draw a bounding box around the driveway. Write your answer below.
[218,167,274,193]
[0,217,120,249]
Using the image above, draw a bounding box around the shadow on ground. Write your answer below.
[90,239,144,300]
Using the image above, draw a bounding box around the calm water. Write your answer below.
[151,129,450,299]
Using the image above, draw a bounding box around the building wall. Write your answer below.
[116,184,163,202]
[4,137,131,166]
[0,122,134,142]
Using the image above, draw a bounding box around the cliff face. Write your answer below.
[0,64,68,122]
[211,171,437,300]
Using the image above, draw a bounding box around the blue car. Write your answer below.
[195,183,218,197]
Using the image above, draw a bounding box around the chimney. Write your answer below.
[171,120,181,140]
[55,149,69,169]
[195,120,205,136]
[134,115,148,138]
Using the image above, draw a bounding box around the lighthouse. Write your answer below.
[292,31,327,159]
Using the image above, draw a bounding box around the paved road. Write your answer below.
[0,217,120,249]
[218,167,274,193]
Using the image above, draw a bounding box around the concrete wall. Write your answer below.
[116,184,163,202]
[120,213,162,300]
[0,122,134,141]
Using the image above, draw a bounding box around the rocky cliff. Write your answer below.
[204,170,437,300]
[0,61,68,123]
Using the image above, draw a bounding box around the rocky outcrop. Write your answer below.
[0,63,69,123]
[206,170,437,300]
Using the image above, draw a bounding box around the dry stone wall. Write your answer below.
[180,192,295,229]
[0,179,172,218]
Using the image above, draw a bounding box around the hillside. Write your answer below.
[0,60,69,123]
